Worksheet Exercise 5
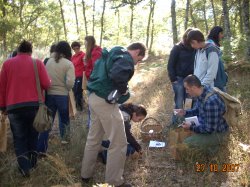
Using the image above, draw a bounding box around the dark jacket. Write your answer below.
[119,105,142,152]
[167,42,195,82]
[88,46,134,103]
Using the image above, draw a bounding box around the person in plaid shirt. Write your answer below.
[175,74,228,154]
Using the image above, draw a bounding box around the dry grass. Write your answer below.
[0,55,249,187]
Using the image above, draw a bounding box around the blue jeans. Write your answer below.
[172,76,187,109]
[171,77,190,125]
[73,77,83,111]
[100,140,135,164]
[37,95,69,153]
[8,108,38,174]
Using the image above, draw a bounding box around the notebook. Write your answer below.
[185,116,200,126]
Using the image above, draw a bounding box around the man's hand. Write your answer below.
[182,121,191,130]
[122,90,129,95]
[174,109,186,116]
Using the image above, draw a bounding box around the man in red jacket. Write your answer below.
[0,40,51,177]
[71,41,85,111]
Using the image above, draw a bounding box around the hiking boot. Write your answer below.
[115,183,132,187]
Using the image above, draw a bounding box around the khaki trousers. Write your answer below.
[81,93,127,186]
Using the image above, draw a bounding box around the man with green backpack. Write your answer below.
[81,42,146,187]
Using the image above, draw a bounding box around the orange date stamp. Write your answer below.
[195,163,240,172]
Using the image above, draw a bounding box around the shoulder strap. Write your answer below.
[204,90,215,104]
[205,44,220,59]
[104,47,126,79]
[33,58,43,104]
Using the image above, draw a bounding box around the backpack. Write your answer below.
[204,87,242,127]
[205,46,228,90]
[88,46,131,104]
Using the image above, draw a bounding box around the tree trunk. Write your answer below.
[1,0,7,54]
[184,0,190,30]
[242,0,250,60]
[146,0,153,48]
[115,9,120,45]
[202,0,208,34]
[19,0,25,24]
[73,0,79,35]
[129,4,134,40]
[149,1,156,53]
[219,14,223,26]
[82,0,88,36]
[92,0,96,36]
[210,0,217,25]
[100,0,106,47]
[222,0,232,60]
[171,0,178,44]
[232,8,238,35]
[222,0,232,38]
[239,0,243,34]
[190,4,197,27]
[58,0,67,40]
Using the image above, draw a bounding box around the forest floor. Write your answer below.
[0,55,250,187]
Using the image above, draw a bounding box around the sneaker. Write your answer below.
[61,140,69,144]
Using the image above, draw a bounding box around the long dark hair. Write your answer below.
[54,41,72,62]
[120,103,147,118]
[207,26,223,47]
[85,36,96,62]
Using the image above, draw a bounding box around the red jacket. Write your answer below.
[0,54,51,112]
[71,51,85,77]
[84,46,102,80]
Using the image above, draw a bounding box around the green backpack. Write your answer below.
[205,87,242,127]
[88,46,131,104]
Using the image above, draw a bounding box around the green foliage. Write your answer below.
[222,39,233,62]
[0,0,248,61]
[0,0,67,55]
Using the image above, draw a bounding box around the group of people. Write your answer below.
[0,25,230,186]
[0,37,147,186]
[167,26,229,154]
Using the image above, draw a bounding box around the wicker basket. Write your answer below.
[140,117,163,142]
